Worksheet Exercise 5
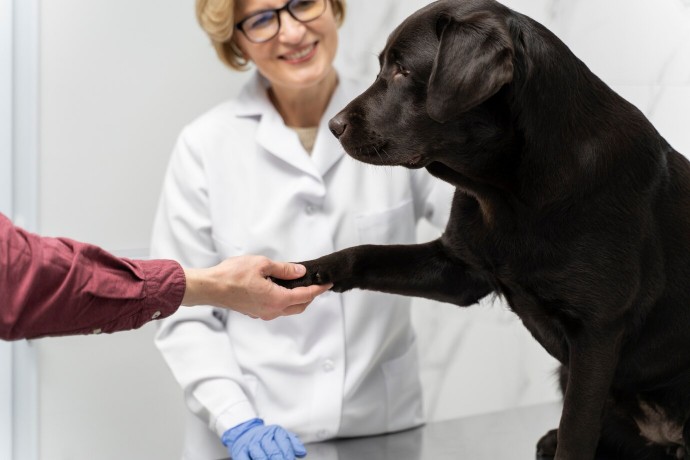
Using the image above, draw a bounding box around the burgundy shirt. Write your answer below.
[0,212,185,340]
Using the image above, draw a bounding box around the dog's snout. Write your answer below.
[328,114,348,139]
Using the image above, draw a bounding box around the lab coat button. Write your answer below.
[305,204,315,215]
[322,359,335,372]
[151,311,161,319]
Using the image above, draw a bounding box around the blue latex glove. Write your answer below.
[222,418,307,460]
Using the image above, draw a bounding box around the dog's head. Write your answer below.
[329,0,516,170]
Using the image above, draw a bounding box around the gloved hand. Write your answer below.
[222,418,307,460]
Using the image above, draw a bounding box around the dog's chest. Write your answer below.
[447,215,550,285]
[446,218,574,355]
[634,400,684,448]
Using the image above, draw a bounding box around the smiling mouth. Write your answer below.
[281,43,318,62]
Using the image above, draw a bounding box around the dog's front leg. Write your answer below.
[274,238,493,307]
[555,330,623,460]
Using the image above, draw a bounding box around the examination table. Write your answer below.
[218,402,566,459]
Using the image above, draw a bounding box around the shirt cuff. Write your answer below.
[138,258,186,320]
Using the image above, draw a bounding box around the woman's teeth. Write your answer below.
[284,44,315,60]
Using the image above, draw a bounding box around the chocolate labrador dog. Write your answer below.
[277,0,690,458]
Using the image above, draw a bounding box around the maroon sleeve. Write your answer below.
[0,213,186,340]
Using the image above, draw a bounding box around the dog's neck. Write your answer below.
[426,161,519,228]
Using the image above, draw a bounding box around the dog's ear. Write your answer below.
[427,12,514,123]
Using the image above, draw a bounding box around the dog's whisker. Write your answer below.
[379,147,396,177]
[373,145,387,166]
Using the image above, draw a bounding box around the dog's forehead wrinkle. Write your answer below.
[383,38,437,76]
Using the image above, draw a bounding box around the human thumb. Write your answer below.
[268,261,306,281]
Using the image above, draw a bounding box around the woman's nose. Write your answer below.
[278,12,306,43]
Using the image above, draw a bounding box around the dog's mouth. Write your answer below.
[345,143,393,165]
[345,144,427,169]
[400,154,426,169]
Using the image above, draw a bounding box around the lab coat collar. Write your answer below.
[233,70,357,181]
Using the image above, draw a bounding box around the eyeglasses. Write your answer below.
[235,0,327,44]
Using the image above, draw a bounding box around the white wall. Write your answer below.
[551,0,690,158]
[0,0,12,214]
[35,1,246,459]
[32,0,690,459]
[38,0,248,251]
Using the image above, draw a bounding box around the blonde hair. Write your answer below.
[196,0,346,71]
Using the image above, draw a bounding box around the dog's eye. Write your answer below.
[394,62,410,78]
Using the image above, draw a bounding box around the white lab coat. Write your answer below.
[151,71,454,460]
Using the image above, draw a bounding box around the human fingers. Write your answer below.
[257,283,332,320]
[231,444,251,460]
[278,285,332,316]
[273,428,294,459]
[280,283,332,306]
[287,432,307,458]
[259,428,284,459]
[280,303,309,316]
[309,283,332,295]
[263,260,306,281]
[248,440,269,460]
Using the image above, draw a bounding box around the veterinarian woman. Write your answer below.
[150,0,454,459]
[0,211,328,341]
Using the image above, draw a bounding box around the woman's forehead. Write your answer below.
[237,0,285,15]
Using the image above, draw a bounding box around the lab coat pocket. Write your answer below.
[381,342,425,432]
[356,199,416,245]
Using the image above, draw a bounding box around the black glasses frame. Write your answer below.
[235,0,326,43]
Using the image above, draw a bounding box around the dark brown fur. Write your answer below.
[276,1,690,458]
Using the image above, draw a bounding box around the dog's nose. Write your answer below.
[328,114,347,139]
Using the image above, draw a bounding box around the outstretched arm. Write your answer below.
[0,211,329,341]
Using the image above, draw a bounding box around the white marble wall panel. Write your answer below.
[550,0,690,156]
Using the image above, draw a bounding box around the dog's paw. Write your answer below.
[271,271,322,289]
[536,428,558,459]
[271,260,336,289]
[270,253,356,292]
